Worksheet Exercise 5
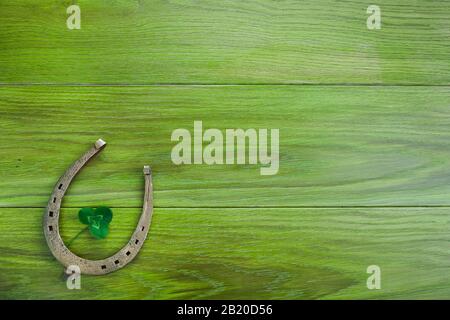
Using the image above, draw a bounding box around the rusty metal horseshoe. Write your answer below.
[43,139,153,275]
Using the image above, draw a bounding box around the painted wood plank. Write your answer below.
[0,0,449,84]
[1,86,450,207]
[0,207,448,299]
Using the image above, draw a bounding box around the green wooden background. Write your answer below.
[0,0,449,299]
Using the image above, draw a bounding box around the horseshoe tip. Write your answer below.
[143,165,152,175]
[95,139,107,149]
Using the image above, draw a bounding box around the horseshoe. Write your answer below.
[43,139,153,275]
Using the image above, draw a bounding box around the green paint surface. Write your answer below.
[0,208,449,299]
[0,0,449,299]
[1,86,450,207]
[0,0,449,84]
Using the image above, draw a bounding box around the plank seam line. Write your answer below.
[0,83,449,87]
[2,206,450,209]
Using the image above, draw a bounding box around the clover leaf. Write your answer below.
[78,206,113,239]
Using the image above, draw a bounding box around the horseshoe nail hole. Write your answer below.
[49,211,54,217]
[58,184,63,190]
[114,260,120,265]
[101,265,106,270]
[126,251,131,256]
[135,239,139,245]
[48,225,53,231]
[141,226,145,231]
[52,197,57,203]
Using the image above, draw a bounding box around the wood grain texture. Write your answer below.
[1,86,450,207]
[1,0,449,84]
[0,207,448,299]
[1,0,449,300]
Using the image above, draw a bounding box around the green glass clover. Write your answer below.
[78,206,113,239]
